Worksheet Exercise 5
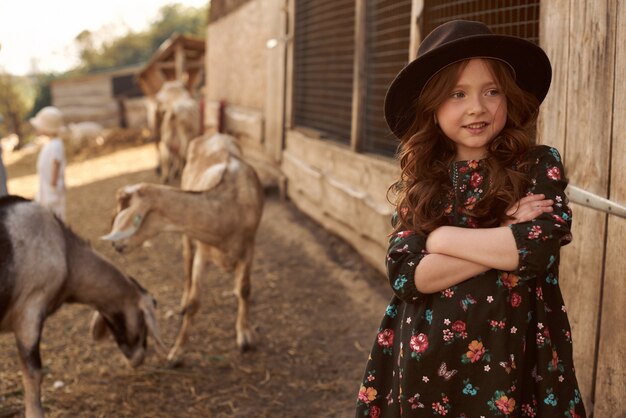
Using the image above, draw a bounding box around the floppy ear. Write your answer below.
[139,293,167,355]
[90,311,110,341]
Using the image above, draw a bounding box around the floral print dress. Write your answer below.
[356,146,586,417]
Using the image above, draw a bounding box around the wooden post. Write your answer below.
[350,0,366,152]
[175,42,185,81]
[284,0,295,130]
[409,0,424,61]
[594,1,626,415]
[541,0,617,412]
[264,0,290,163]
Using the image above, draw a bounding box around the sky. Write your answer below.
[0,0,208,76]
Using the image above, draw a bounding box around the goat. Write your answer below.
[155,81,200,184]
[0,195,164,418]
[102,133,264,362]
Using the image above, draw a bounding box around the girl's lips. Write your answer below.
[463,122,488,129]
[463,122,489,134]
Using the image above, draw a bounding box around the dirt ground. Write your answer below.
[0,132,391,418]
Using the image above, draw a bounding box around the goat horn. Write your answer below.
[101,227,137,242]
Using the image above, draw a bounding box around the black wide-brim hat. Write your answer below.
[385,20,552,139]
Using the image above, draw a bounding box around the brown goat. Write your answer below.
[103,133,264,362]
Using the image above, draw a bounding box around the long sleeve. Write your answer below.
[509,145,572,279]
[386,218,428,303]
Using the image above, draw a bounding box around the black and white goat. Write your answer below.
[0,196,164,418]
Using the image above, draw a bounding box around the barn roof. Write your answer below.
[136,33,206,97]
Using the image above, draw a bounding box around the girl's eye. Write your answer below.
[486,89,500,96]
[450,91,465,99]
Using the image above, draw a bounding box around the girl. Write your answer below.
[30,106,67,221]
[356,20,586,417]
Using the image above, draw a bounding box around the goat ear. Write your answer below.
[90,312,110,341]
[139,294,167,355]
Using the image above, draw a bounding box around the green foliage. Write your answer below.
[27,72,57,119]
[75,3,207,74]
[0,71,35,144]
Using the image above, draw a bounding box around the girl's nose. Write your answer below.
[467,96,486,115]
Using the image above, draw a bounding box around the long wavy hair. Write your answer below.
[390,58,540,234]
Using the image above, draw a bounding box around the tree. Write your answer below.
[0,71,32,148]
[74,3,207,74]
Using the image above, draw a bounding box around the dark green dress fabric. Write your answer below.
[356,146,586,417]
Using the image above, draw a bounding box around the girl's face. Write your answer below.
[435,59,507,161]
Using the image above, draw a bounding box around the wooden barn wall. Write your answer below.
[205,0,284,188]
[51,76,119,128]
[282,130,397,271]
[541,0,624,415]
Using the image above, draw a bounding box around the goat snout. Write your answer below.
[112,242,127,253]
[128,349,146,368]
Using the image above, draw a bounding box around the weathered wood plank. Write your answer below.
[549,0,615,412]
[350,0,366,151]
[263,0,288,163]
[538,0,569,153]
[594,1,626,415]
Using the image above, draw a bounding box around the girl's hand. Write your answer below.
[502,193,553,226]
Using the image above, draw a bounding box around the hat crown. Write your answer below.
[418,20,493,58]
[31,106,64,134]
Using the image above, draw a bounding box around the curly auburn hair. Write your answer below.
[390,58,541,234]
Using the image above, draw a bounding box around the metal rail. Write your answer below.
[566,185,626,219]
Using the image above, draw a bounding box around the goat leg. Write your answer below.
[180,235,194,310]
[234,253,255,352]
[168,249,204,363]
[14,316,45,418]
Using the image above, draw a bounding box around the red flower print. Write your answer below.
[470,172,484,188]
[499,272,520,289]
[528,225,542,239]
[370,405,381,418]
[464,196,477,208]
[396,230,415,238]
[466,340,486,363]
[410,333,429,354]
[495,395,516,414]
[547,166,561,180]
[451,320,466,333]
[377,329,394,348]
[510,292,522,308]
[358,385,377,404]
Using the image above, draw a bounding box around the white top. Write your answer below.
[36,137,66,220]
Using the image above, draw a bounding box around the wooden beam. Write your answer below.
[350,0,366,152]
[594,1,625,415]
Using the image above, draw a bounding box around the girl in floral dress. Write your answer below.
[356,20,586,417]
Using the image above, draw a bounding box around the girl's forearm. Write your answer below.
[426,226,519,271]
[415,253,491,293]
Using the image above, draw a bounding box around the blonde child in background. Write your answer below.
[30,106,67,221]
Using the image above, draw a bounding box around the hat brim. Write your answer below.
[384,34,552,139]
[30,116,62,135]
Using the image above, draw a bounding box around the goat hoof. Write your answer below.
[239,341,255,353]
[237,330,255,353]
[166,353,185,368]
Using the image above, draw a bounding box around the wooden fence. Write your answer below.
[540,1,625,416]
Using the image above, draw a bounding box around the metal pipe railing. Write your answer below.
[566,185,626,219]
